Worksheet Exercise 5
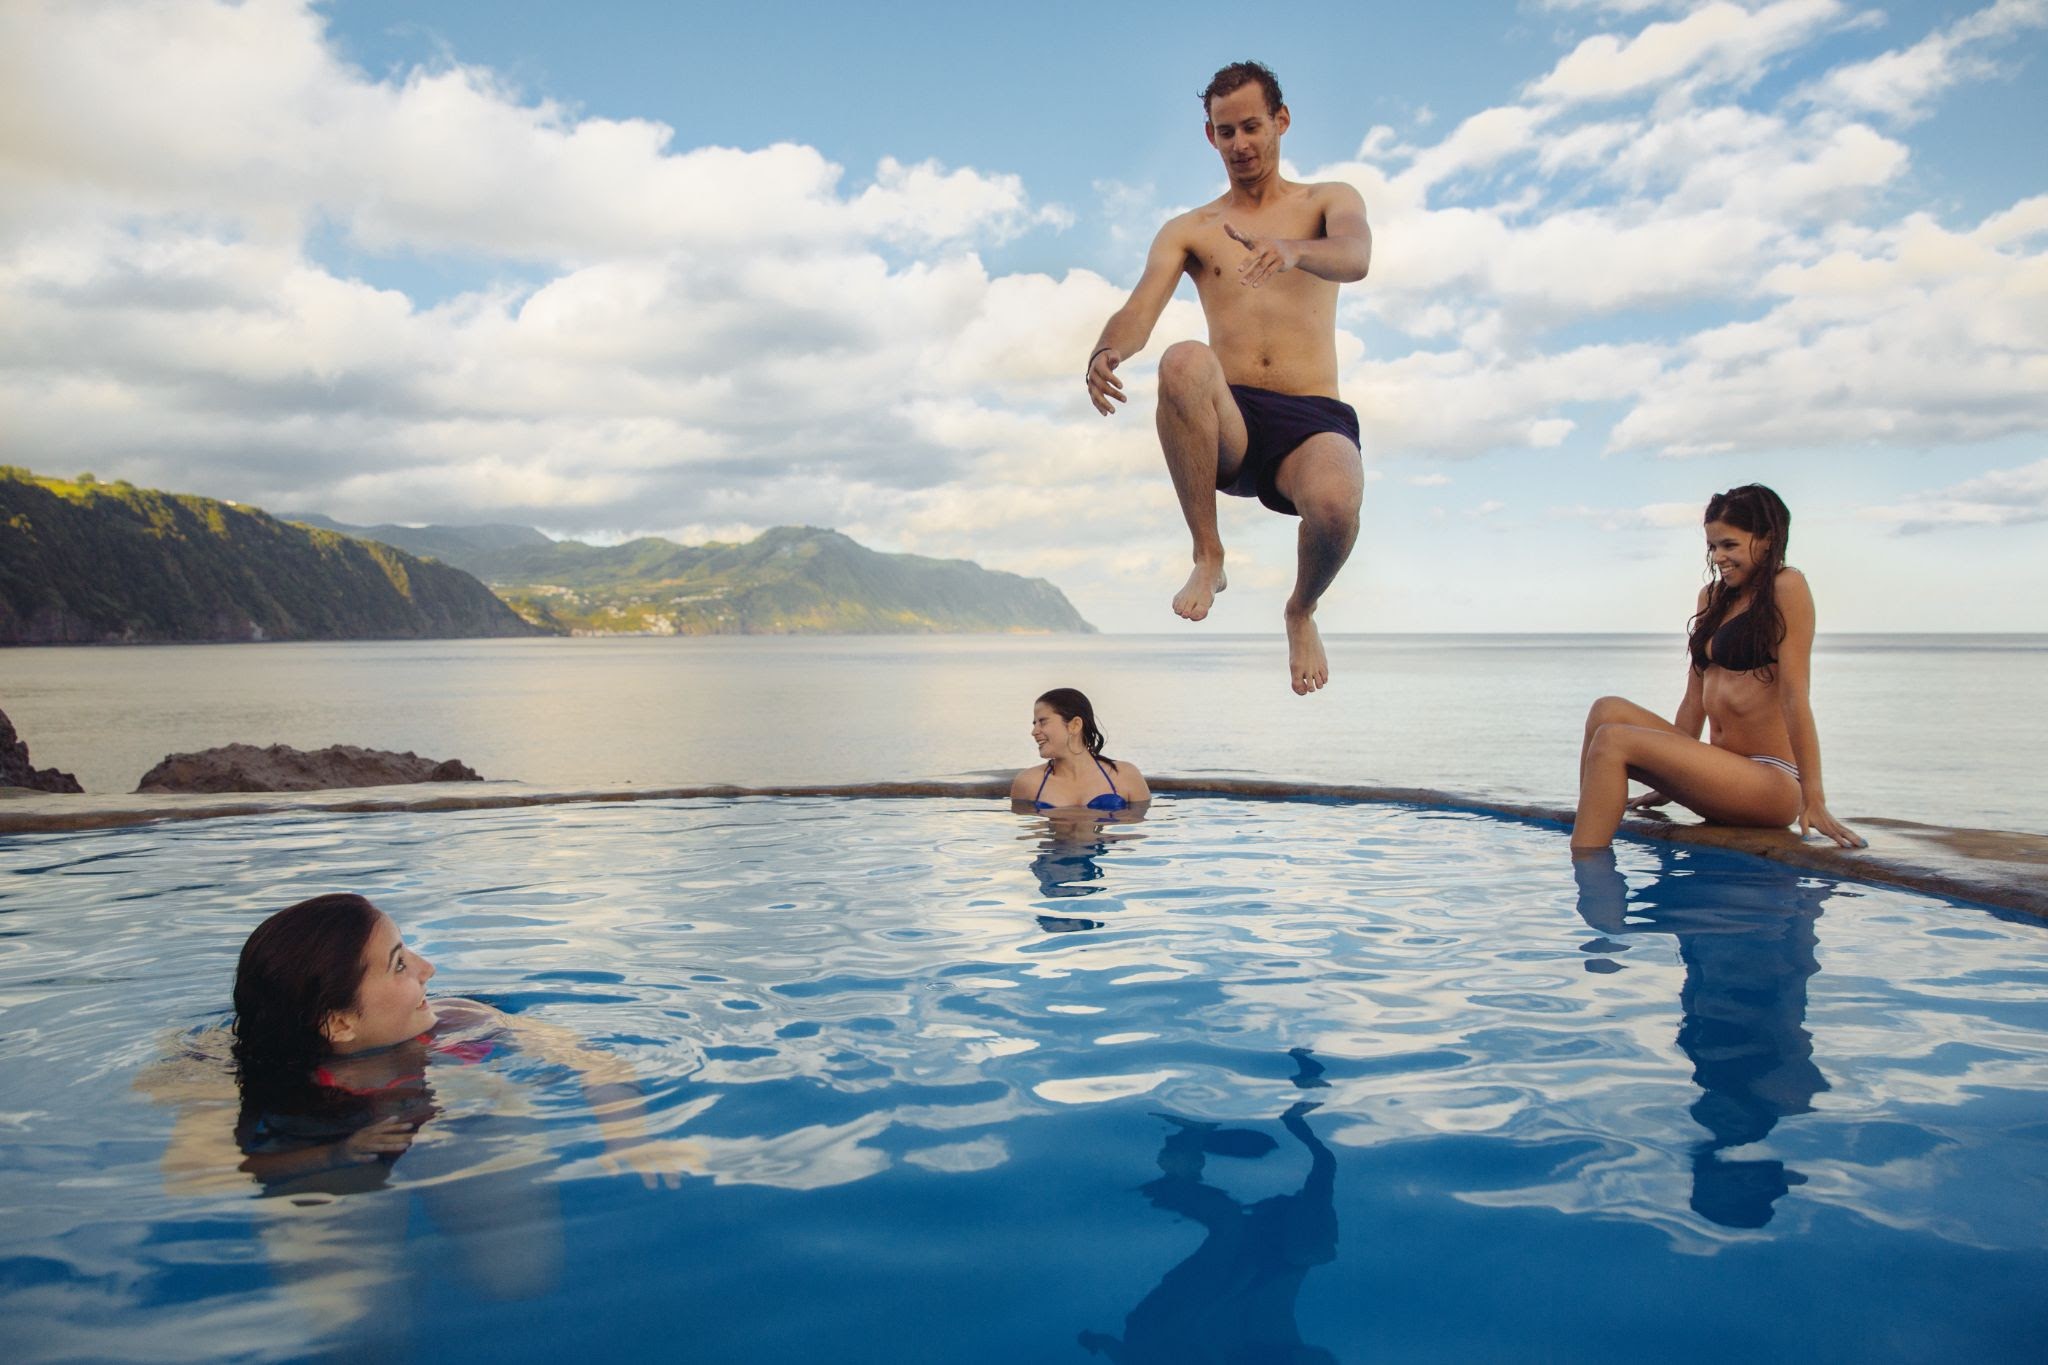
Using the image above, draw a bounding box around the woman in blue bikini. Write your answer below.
[1572,484,1862,852]
[1011,688,1152,811]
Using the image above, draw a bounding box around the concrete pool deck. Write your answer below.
[3,775,2043,921]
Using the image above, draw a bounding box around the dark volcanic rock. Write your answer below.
[136,743,482,794]
[0,707,83,793]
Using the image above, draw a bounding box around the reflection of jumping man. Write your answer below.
[1080,1101,1338,1364]
[1086,61,1371,695]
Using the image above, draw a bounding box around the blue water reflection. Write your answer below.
[1576,849,1828,1229]
[1021,805,1148,930]
[3,797,2046,1363]
[1081,1099,1338,1364]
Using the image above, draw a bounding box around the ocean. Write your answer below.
[3,633,2043,834]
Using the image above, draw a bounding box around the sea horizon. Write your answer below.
[5,632,2043,837]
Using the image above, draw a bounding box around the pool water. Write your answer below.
[3,797,2046,1363]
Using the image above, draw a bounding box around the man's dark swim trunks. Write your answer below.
[1222,385,1361,517]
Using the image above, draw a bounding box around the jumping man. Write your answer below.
[1086,61,1371,695]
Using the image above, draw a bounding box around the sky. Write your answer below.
[1,0,2044,633]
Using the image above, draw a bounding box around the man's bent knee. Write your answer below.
[1156,341,1219,402]
[1285,460,1363,532]
[1295,488,1360,538]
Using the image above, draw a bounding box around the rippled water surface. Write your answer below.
[3,798,2046,1363]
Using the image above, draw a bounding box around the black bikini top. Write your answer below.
[1706,610,1774,674]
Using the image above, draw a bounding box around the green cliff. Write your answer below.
[297,518,1096,636]
[0,469,546,645]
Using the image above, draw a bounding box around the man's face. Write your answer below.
[1205,84,1288,186]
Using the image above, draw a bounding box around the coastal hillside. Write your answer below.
[296,517,1096,636]
[285,513,553,561]
[0,469,546,645]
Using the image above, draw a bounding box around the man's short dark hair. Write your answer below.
[1200,61,1283,117]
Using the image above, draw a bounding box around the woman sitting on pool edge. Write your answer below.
[1012,688,1152,813]
[1572,484,1862,852]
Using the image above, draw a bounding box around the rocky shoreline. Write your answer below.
[1,707,481,795]
[135,743,481,793]
[0,708,81,793]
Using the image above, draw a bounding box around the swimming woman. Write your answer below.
[226,892,684,1190]
[1571,484,1863,852]
[1011,688,1152,812]
[134,893,702,1347]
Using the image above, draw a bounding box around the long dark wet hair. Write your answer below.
[232,893,381,1081]
[1038,688,1119,770]
[1687,484,1791,683]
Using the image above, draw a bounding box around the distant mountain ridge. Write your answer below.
[1,469,544,645]
[288,516,1096,636]
[285,513,553,558]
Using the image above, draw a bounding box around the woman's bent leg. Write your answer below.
[1577,697,1683,797]
[1579,696,1681,783]
[1573,725,1800,850]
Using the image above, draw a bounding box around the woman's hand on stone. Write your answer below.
[1801,799,1866,849]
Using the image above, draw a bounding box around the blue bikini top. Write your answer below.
[1034,756,1128,811]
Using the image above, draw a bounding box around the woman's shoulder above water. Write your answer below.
[1104,759,1152,803]
[429,997,501,1029]
[1010,758,1152,807]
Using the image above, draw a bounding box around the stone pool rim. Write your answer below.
[2,775,2043,922]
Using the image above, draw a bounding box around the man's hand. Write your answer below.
[1086,345,1126,416]
[1225,223,1300,288]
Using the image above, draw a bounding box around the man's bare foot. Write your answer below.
[1284,604,1328,695]
[1173,559,1227,621]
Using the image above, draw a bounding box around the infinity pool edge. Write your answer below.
[2,776,2042,921]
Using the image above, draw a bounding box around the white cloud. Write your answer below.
[1555,500,1704,531]
[1860,458,2048,533]
[1348,341,1664,457]
[0,1,1060,261]
[1609,200,2048,454]
[1534,0,1690,12]
[1402,105,1550,188]
[1529,0,1847,106]
[0,0,1094,540]
[1802,0,2048,124]
[1313,0,2042,475]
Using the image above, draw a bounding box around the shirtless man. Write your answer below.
[1086,61,1371,695]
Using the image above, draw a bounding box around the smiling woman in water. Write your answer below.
[130,892,706,1343]
[225,892,683,1188]
[1012,688,1152,813]
[1571,484,1863,852]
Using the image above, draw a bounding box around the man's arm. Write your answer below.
[1228,183,1371,288]
[1085,219,1191,416]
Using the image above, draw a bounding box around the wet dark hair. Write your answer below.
[1037,688,1118,770]
[232,893,381,1076]
[1200,61,1283,117]
[1687,484,1791,682]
